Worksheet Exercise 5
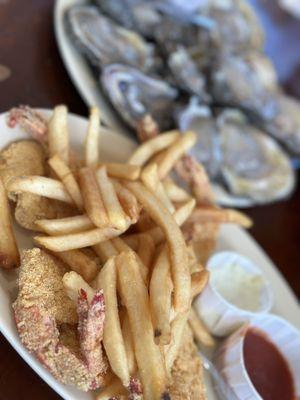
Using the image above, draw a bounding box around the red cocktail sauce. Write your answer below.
[243,328,295,400]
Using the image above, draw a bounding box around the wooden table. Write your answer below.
[0,0,299,399]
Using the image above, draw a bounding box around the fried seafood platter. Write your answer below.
[0,106,252,399]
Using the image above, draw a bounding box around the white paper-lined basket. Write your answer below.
[215,314,300,399]
[194,252,273,336]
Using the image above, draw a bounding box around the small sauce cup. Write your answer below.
[215,314,300,400]
[194,251,273,336]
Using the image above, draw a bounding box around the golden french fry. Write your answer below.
[96,166,129,231]
[48,154,83,210]
[117,252,168,400]
[79,167,109,228]
[53,249,99,282]
[112,237,148,284]
[97,257,130,387]
[48,105,69,164]
[34,226,125,252]
[93,240,118,264]
[96,377,128,400]
[128,131,180,166]
[7,176,74,204]
[150,247,173,345]
[63,271,95,303]
[124,198,196,247]
[122,313,137,375]
[36,215,93,235]
[0,179,19,269]
[163,179,191,202]
[157,131,197,179]
[125,181,190,312]
[112,179,141,224]
[188,307,215,347]
[137,233,155,270]
[141,163,175,213]
[187,206,253,228]
[191,270,209,298]
[165,311,189,375]
[98,163,141,181]
[85,106,100,167]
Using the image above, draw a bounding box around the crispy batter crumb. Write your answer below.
[169,326,206,400]
[13,248,77,324]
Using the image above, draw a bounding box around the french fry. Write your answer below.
[63,271,95,303]
[79,167,109,228]
[137,233,155,270]
[53,249,99,282]
[96,167,129,231]
[128,131,180,166]
[85,106,100,167]
[112,179,140,224]
[117,252,168,400]
[96,377,128,400]
[165,311,189,375]
[93,240,118,264]
[191,270,209,298]
[150,247,173,345]
[125,182,190,312]
[0,179,19,269]
[34,226,125,252]
[7,176,74,204]
[35,215,93,235]
[188,307,215,347]
[163,179,191,202]
[122,313,137,375]
[112,237,148,284]
[141,163,175,213]
[48,105,69,164]
[97,257,130,387]
[135,212,154,232]
[186,206,253,228]
[124,198,196,247]
[98,163,140,181]
[157,131,197,179]
[48,154,83,210]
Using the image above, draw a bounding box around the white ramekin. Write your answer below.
[215,314,300,400]
[194,251,273,336]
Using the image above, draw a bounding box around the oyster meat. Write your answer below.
[217,110,295,203]
[168,47,210,101]
[259,94,300,155]
[210,51,279,121]
[101,64,178,130]
[67,5,157,71]
[177,97,220,178]
[93,0,161,37]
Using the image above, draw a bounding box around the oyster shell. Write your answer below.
[210,52,279,121]
[217,110,295,203]
[259,94,300,155]
[101,64,178,130]
[177,97,220,178]
[67,5,157,71]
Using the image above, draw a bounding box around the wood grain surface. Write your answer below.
[0,0,299,399]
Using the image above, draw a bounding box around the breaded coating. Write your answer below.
[0,140,45,185]
[0,140,76,230]
[169,326,206,400]
[13,248,77,325]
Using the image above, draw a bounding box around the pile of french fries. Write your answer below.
[0,105,252,399]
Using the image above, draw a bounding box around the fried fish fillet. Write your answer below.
[13,249,108,391]
[0,140,76,230]
[169,326,207,400]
